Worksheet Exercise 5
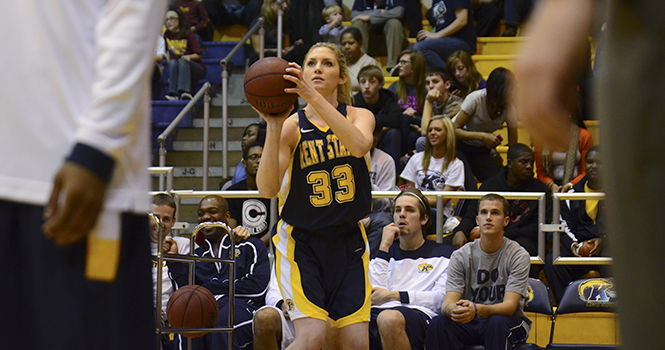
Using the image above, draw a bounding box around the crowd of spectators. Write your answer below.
[150,1,607,349]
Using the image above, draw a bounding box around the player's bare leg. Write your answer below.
[377,310,410,350]
[287,318,327,350]
[338,322,369,350]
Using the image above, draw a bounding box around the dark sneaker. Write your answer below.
[502,26,517,37]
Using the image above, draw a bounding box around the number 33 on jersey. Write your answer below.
[279,104,372,231]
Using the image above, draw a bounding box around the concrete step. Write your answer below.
[191,116,261,129]
[151,176,226,193]
[165,150,242,166]
[177,127,244,141]
[472,54,518,78]
[172,140,241,152]
[476,37,526,55]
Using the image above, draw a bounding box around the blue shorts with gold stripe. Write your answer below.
[272,219,371,328]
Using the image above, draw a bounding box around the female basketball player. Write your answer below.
[255,42,375,350]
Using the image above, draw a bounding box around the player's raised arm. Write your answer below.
[255,109,298,199]
[283,43,374,157]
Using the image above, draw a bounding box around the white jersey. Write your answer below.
[369,240,453,318]
[0,0,165,213]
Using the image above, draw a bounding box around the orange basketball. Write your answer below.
[577,240,595,257]
[244,57,298,114]
[470,226,480,240]
[167,285,218,338]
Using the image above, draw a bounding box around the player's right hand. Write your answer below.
[42,161,108,246]
[379,223,400,252]
[252,106,292,124]
[164,237,179,254]
[426,88,442,103]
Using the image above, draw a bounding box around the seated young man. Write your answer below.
[426,193,531,350]
[453,143,552,278]
[416,69,463,152]
[353,64,404,166]
[167,195,270,350]
[368,187,454,350]
[151,193,191,310]
[544,145,606,304]
[350,0,409,72]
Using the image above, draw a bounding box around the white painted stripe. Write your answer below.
[172,166,236,177]
[192,117,261,128]
[173,140,241,151]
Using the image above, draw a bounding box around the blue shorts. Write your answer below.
[272,219,371,327]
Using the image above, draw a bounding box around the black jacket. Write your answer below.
[456,167,552,255]
[353,88,404,129]
[559,176,605,254]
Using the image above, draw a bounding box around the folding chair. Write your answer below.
[468,278,553,349]
[546,278,619,349]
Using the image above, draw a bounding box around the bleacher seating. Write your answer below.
[151,100,191,152]
[200,41,248,84]
[157,14,618,345]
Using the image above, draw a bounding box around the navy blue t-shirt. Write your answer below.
[429,0,476,50]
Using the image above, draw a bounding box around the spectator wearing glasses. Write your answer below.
[388,49,427,158]
[227,141,274,247]
[163,8,206,101]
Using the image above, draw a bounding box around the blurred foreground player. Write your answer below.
[515,1,665,348]
[0,1,167,349]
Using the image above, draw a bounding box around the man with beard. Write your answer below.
[168,195,270,350]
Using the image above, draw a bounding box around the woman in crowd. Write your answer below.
[453,67,517,189]
[401,115,465,221]
[163,9,206,101]
[341,26,381,92]
[250,0,306,64]
[446,50,486,98]
[389,49,427,156]
[535,114,594,193]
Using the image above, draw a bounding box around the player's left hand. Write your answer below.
[232,226,251,242]
[283,62,323,103]
[371,286,397,306]
[42,161,108,246]
[252,106,292,125]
